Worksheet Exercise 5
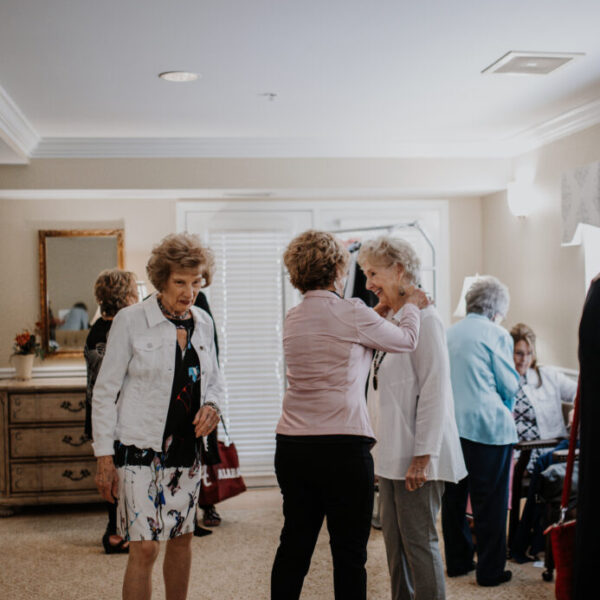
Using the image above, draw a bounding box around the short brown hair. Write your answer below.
[510,322,541,386]
[283,230,349,294]
[94,269,138,317]
[146,233,215,292]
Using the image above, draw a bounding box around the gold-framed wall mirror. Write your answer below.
[39,229,124,358]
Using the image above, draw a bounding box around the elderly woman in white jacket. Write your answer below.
[358,237,466,600]
[93,233,223,600]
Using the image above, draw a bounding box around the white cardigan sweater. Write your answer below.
[367,305,467,483]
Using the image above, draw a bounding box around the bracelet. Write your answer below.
[203,401,222,418]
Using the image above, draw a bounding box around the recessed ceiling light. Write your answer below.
[482,51,584,75]
[158,71,199,82]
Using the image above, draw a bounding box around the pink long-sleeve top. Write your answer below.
[276,290,421,438]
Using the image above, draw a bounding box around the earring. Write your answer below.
[398,286,406,297]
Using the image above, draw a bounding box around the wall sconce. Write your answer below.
[507,181,537,217]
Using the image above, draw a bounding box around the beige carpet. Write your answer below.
[0,487,553,600]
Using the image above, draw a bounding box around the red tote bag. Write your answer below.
[544,380,580,600]
[198,439,247,505]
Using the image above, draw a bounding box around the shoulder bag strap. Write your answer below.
[559,378,580,521]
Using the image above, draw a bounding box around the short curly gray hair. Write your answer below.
[356,236,421,285]
[146,232,214,292]
[465,276,510,320]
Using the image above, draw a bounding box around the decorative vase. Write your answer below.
[11,353,34,380]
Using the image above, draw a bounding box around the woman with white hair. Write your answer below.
[271,230,429,600]
[441,276,519,587]
[357,236,466,600]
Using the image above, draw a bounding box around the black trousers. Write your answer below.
[441,437,512,585]
[271,437,374,600]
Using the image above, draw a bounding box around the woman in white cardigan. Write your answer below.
[358,237,466,600]
[510,323,577,472]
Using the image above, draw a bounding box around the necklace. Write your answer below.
[157,296,190,321]
[372,350,387,390]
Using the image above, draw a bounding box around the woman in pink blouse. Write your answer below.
[271,230,429,600]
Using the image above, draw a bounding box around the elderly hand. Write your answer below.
[404,287,430,310]
[95,456,119,503]
[405,455,430,492]
[193,404,220,437]
[373,302,391,317]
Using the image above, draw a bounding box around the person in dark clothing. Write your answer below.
[84,268,139,553]
[193,291,223,533]
[574,276,600,599]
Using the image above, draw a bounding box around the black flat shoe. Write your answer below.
[194,525,213,537]
[478,570,512,587]
[102,532,129,554]
[447,561,476,577]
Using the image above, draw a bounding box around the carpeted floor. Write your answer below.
[0,487,553,599]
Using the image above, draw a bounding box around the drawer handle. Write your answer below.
[62,435,89,447]
[60,400,85,413]
[62,469,91,481]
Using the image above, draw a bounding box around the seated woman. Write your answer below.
[511,323,576,471]
[509,322,577,561]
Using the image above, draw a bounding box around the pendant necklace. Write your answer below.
[372,350,387,390]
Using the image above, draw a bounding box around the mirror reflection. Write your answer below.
[39,230,124,357]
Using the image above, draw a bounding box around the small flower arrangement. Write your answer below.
[13,329,43,358]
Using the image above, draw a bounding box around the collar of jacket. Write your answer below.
[143,293,209,349]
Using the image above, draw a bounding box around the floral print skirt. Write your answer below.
[116,456,202,541]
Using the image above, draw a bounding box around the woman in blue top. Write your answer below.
[441,276,519,587]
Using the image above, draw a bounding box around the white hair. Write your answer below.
[356,236,421,285]
[465,276,510,320]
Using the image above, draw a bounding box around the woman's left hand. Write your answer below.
[405,455,431,491]
[193,404,220,437]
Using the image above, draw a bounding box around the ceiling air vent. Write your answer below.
[482,51,584,75]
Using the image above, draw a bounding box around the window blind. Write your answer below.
[207,230,289,478]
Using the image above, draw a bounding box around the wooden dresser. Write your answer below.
[0,377,100,515]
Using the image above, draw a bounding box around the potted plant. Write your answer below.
[11,328,43,380]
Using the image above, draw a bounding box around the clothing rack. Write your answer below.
[331,221,437,303]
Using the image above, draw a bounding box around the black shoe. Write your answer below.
[102,531,129,554]
[478,570,512,587]
[193,525,213,537]
[447,561,476,577]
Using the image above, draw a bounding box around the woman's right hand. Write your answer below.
[95,455,119,504]
[404,287,430,309]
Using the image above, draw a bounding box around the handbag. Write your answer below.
[198,419,247,505]
[544,380,580,600]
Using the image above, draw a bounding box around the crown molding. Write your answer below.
[507,97,600,155]
[32,136,512,159]
[5,97,600,162]
[0,84,40,162]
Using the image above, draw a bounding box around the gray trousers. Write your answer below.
[379,477,446,600]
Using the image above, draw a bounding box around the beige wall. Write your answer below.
[4,123,600,372]
[480,123,600,370]
[0,197,175,367]
[0,194,483,369]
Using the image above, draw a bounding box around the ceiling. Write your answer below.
[1,0,600,164]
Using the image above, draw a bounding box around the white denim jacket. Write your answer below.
[92,294,223,457]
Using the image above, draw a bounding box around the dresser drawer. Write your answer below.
[11,460,97,493]
[10,392,86,423]
[11,426,93,458]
